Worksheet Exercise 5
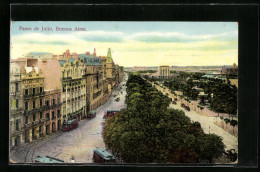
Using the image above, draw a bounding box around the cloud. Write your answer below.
[12,33,78,45]
[73,31,125,42]
[11,30,238,45]
[128,31,238,43]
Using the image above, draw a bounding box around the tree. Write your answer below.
[229,120,238,134]
[224,118,230,129]
[198,134,225,163]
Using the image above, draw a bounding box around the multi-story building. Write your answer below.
[38,58,63,134]
[22,65,45,143]
[43,89,62,135]
[158,65,170,79]
[10,63,24,147]
[59,58,87,122]
[99,55,110,104]
[78,51,103,112]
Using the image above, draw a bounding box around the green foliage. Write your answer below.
[103,74,225,163]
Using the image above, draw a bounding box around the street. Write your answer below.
[10,74,128,163]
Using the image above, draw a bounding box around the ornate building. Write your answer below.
[10,63,24,147]
[78,51,103,112]
[105,48,116,91]
[59,58,87,122]
[22,66,45,143]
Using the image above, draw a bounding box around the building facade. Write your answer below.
[159,65,170,79]
[59,58,87,122]
[22,66,45,143]
[43,89,62,135]
[78,52,103,112]
[10,63,24,147]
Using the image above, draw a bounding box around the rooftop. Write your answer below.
[93,148,115,160]
[78,54,102,66]
[58,60,67,67]
[35,156,64,163]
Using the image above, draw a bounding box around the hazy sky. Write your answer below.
[11,21,238,67]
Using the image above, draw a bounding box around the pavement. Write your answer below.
[10,74,129,164]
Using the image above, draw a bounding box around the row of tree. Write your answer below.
[103,74,225,163]
[162,73,237,117]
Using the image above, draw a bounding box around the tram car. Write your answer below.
[87,110,97,119]
[63,119,78,132]
[35,156,64,163]
[93,148,116,163]
[103,109,121,119]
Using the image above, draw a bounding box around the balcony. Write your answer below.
[23,92,45,99]
[24,122,32,129]
[32,120,39,126]
[62,77,72,81]
[39,119,45,123]
[10,108,24,115]
[45,119,51,125]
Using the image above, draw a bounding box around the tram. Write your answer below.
[103,109,121,119]
[63,119,78,132]
[87,110,97,119]
[93,148,116,163]
[35,156,64,163]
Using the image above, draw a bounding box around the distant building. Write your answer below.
[221,63,238,78]
[159,65,170,79]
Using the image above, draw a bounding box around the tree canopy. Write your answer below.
[103,74,225,163]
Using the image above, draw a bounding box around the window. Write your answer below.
[40,99,42,107]
[58,97,60,104]
[15,83,19,92]
[25,116,28,124]
[57,110,60,117]
[52,111,55,119]
[25,89,28,95]
[25,102,28,110]
[52,99,55,105]
[16,99,19,108]
[40,112,42,119]
[33,114,36,121]
[63,87,66,92]
[33,100,36,109]
[33,88,35,95]
[46,113,50,120]
[46,100,49,106]
[40,87,43,93]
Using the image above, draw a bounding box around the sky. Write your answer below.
[10,21,238,67]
